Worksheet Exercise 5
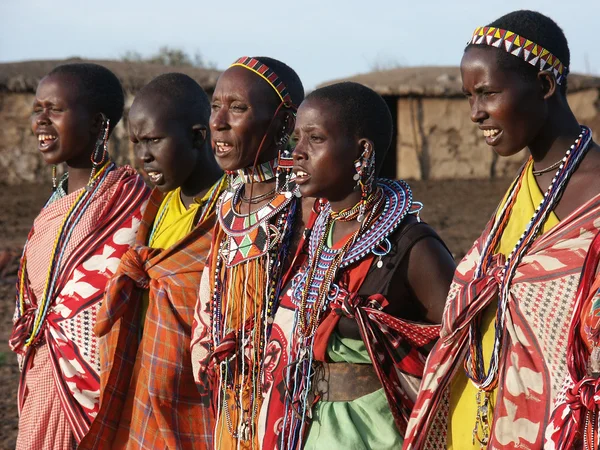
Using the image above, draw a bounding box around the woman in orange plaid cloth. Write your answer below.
[9,63,150,450]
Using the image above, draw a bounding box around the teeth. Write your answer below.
[215,141,232,151]
[296,170,308,177]
[147,171,162,183]
[483,129,501,138]
[38,134,57,141]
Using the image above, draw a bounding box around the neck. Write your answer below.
[180,154,223,208]
[328,190,363,215]
[529,106,581,166]
[243,178,277,198]
[65,166,92,194]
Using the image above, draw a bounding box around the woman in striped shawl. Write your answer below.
[9,63,150,450]
[404,10,600,450]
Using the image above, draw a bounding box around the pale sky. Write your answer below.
[1,0,598,90]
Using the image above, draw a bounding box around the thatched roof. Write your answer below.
[320,66,600,97]
[0,58,221,93]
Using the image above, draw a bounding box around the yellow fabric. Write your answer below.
[447,160,560,449]
[140,187,212,320]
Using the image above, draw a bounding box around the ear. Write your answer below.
[192,124,208,148]
[90,112,107,135]
[357,138,375,161]
[538,71,558,100]
[276,110,296,143]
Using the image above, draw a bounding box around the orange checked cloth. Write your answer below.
[79,187,221,449]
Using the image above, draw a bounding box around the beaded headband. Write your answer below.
[230,56,295,107]
[469,27,567,85]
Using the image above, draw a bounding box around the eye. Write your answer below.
[310,134,324,143]
[150,138,161,144]
[231,102,248,112]
[211,103,221,112]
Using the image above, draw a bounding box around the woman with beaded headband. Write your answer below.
[190,56,310,449]
[9,63,150,449]
[258,82,456,450]
[404,10,600,450]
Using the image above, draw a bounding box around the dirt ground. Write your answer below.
[0,178,511,449]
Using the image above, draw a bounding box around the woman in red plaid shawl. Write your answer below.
[258,82,456,450]
[79,74,224,449]
[9,63,150,450]
[404,10,600,450]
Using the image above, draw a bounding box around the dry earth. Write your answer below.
[0,178,511,449]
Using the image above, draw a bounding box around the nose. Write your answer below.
[34,108,51,126]
[134,142,153,163]
[292,137,307,162]
[210,106,229,131]
[470,97,487,124]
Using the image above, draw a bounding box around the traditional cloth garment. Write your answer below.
[190,173,299,450]
[259,179,443,450]
[446,160,559,449]
[404,136,600,449]
[79,178,225,450]
[10,164,150,448]
[545,230,600,449]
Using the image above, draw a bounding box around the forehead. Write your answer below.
[129,94,184,129]
[36,73,84,103]
[297,97,343,130]
[213,66,279,106]
[460,46,527,88]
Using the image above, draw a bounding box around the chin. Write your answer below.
[491,146,524,158]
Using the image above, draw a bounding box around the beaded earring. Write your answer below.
[52,165,58,191]
[353,143,375,222]
[87,116,110,189]
[276,115,298,198]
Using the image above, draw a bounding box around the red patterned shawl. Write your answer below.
[404,194,600,450]
[10,166,150,443]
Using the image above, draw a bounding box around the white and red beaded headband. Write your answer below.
[469,26,567,85]
[230,56,295,108]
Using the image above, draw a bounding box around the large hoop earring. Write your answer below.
[88,116,110,187]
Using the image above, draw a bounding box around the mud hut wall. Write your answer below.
[395,88,600,180]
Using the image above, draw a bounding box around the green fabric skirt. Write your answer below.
[303,332,403,450]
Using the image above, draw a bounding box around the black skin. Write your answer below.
[129,93,222,209]
[31,73,107,194]
[209,66,295,213]
[292,97,456,327]
[461,46,600,220]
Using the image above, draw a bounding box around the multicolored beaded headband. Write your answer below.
[469,27,567,85]
[230,56,295,107]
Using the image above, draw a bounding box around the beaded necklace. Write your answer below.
[17,160,114,347]
[228,157,278,186]
[281,178,413,449]
[211,182,298,443]
[466,126,592,446]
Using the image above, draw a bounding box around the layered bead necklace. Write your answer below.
[17,160,114,347]
[211,163,299,444]
[465,126,593,447]
[281,178,413,449]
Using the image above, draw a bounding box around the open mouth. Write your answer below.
[214,141,234,156]
[482,128,503,146]
[293,168,311,185]
[146,170,164,185]
[38,134,58,151]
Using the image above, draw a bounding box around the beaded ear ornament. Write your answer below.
[353,143,376,222]
[87,116,110,190]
